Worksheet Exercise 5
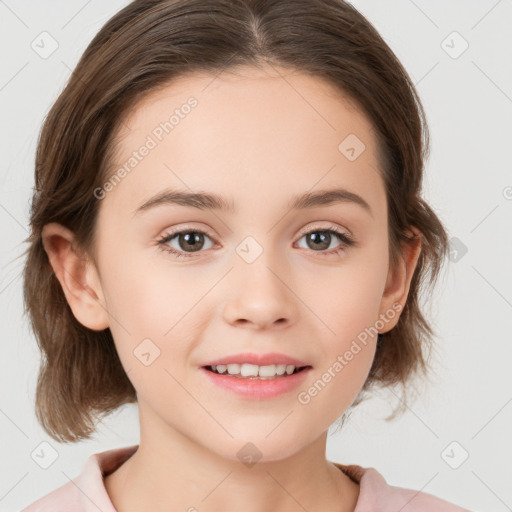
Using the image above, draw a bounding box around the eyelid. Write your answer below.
[297,222,352,238]
[160,223,216,239]
[160,221,350,242]
[157,221,356,259]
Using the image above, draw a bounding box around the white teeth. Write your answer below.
[212,363,302,378]
[258,365,276,377]
[226,364,240,375]
[276,364,286,375]
[240,364,259,377]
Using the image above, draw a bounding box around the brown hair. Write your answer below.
[22,0,449,442]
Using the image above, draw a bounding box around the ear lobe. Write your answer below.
[378,227,422,331]
[41,222,109,331]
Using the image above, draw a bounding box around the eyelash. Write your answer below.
[156,224,356,260]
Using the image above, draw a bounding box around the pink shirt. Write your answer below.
[21,444,471,511]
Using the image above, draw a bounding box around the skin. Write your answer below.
[42,63,421,512]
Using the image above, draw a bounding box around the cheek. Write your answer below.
[314,250,388,341]
[297,287,379,429]
[302,248,386,405]
[101,243,196,330]
[100,251,213,375]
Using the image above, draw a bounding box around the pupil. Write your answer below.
[309,232,329,250]
[181,232,203,252]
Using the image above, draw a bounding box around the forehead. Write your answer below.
[102,64,385,219]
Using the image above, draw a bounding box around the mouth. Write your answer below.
[202,363,312,380]
[199,360,313,399]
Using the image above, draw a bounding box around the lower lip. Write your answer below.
[200,367,311,399]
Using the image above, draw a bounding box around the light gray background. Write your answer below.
[1,1,511,511]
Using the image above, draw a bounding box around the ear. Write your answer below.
[41,222,109,331]
[378,226,422,333]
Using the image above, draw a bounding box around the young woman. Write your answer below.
[21,0,471,510]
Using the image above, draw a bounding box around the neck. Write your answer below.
[104,406,360,512]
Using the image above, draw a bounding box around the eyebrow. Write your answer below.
[132,187,372,218]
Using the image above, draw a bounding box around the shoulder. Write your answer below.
[333,462,473,512]
[20,445,138,512]
[20,480,83,512]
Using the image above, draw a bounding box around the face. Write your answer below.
[62,64,412,462]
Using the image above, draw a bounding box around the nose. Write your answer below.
[222,255,296,330]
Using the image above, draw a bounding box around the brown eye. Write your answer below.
[304,231,333,251]
[296,228,355,255]
[157,229,214,258]
[175,232,206,252]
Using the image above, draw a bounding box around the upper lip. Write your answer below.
[201,352,311,368]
